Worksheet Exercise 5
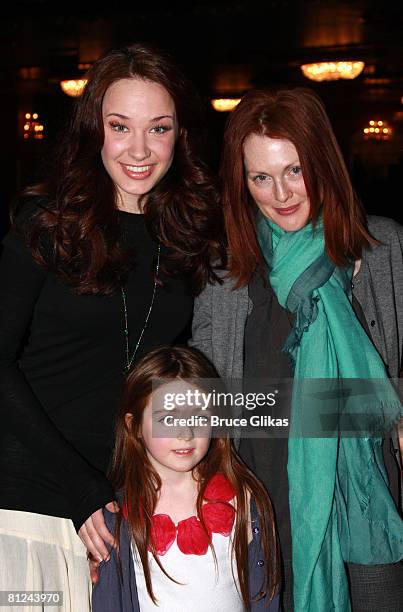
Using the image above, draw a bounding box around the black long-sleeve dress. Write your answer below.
[0,205,193,530]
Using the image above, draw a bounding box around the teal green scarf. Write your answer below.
[257,214,403,612]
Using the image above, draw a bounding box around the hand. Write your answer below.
[87,553,101,585]
[79,501,119,576]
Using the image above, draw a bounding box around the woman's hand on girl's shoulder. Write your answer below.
[78,500,119,583]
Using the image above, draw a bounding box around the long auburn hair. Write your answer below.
[221,87,374,286]
[110,346,280,607]
[14,43,225,295]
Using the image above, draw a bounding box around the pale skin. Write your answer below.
[140,381,212,522]
[88,379,254,581]
[244,134,310,232]
[79,78,179,579]
[135,383,253,532]
[101,77,178,214]
[243,134,364,274]
[85,382,211,582]
[244,133,402,460]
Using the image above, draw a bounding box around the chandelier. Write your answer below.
[301,61,365,82]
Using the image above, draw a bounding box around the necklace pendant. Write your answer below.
[121,243,161,373]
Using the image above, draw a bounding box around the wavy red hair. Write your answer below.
[221,87,373,286]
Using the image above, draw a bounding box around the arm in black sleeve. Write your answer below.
[0,232,115,530]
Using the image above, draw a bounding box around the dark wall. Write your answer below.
[1,2,402,236]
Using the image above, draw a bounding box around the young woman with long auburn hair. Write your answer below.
[0,43,225,610]
[191,87,403,611]
[92,345,280,611]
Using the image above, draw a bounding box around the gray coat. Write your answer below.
[190,216,403,381]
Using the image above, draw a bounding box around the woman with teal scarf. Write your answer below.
[191,88,403,611]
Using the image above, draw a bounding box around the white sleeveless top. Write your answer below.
[132,529,245,611]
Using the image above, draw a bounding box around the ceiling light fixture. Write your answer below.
[301,61,365,82]
[211,98,241,112]
[60,79,88,97]
[363,119,392,140]
[22,112,45,140]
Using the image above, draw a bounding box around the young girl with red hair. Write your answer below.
[92,346,280,611]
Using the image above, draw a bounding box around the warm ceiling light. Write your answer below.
[363,119,392,140]
[60,79,88,97]
[211,98,241,112]
[22,112,45,140]
[301,61,365,82]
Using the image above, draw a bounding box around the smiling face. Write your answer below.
[243,134,310,231]
[101,77,178,213]
[137,381,211,482]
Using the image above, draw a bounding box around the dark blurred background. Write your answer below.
[1,0,403,237]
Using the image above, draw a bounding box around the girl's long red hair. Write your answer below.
[109,346,280,607]
[221,87,374,286]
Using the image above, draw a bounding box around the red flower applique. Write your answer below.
[149,474,236,556]
[177,516,211,555]
[204,473,235,502]
[202,501,235,537]
[150,514,177,556]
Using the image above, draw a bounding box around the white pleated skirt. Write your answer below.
[0,509,92,612]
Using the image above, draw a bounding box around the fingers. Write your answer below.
[85,516,112,560]
[88,556,100,585]
[78,524,105,564]
[105,500,119,513]
[78,504,118,562]
[79,515,111,561]
[92,508,116,548]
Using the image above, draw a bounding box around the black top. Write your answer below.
[0,205,193,530]
[240,269,294,561]
[240,267,401,563]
